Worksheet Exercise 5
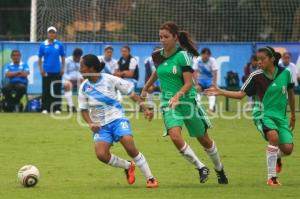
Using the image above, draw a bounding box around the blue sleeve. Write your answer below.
[23,64,30,73]
[59,43,65,57]
[38,44,44,57]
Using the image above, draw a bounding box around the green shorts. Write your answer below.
[254,116,293,144]
[161,101,212,137]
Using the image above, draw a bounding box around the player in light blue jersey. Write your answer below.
[78,54,158,188]
[193,48,218,112]
[98,45,118,74]
[144,47,161,106]
[64,48,83,112]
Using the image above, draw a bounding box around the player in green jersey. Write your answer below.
[141,21,228,184]
[206,46,296,187]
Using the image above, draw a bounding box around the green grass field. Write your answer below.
[0,104,299,199]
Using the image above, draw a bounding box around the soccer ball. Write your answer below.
[17,165,40,187]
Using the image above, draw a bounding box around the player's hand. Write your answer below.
[40,70,47,77]
[140,90,148,101]
[143,108,153,121]
[89,123,101,133]
[289,115,296,131]
[205,85,221,96]
[168,95,180,109]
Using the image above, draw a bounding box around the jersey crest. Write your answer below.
[172,65,177,74]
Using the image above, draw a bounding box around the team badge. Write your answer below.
[172,66,177,74]
[282,86,286,94]
[85,85,92,92]
[54,44,59,49]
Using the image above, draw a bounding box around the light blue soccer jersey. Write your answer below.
[63,57,82,80]
[193,57,218,80]
[98,55,118,74]
[78,73,134,126]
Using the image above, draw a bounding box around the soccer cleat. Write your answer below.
[215,168,228,184]
[198,166,210,183]
[124,161,135,185]
[146,178,158,188]
[267,177,281,187]
[276,158,282,173]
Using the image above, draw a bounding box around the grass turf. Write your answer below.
[0,109,299,199]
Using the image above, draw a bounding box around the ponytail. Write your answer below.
[274,52,281,66]
[178,31,199,56]
[160,21,199,56]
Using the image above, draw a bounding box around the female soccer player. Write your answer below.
[193,48,218,112]
[141,22,228,184]
[78,54,158,188]
[206,46,296,186]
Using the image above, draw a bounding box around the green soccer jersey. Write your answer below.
[241,66,294,119]
[152,48,197,106]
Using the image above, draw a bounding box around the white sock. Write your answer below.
[266,145,278,179]
[208,95,216,111]
[180,143,206,169]
[205,141,223,171]
[133,152,154,180]
[196,93,202,102]
[277,149,287,159]
[64,90,74,107]
[108,154,130,170]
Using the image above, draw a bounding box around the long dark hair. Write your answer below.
[160,21,199,56]
[82,54,105,73]
[257,46,281,65]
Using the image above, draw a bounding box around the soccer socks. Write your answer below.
[266,145,279,179]
[180,143,206,169]
[108,154,130,170]
[64,90,74,107]
[133,153,154,180]
[196,93,202,102]
[208,95,216,111]
[205,141,223,171]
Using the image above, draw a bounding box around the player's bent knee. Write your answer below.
[95,151,110,163]
[280,144,294,155]
[64,82,72,91]
[266,130,279,145]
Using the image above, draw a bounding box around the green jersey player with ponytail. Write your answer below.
[142,21,228,185]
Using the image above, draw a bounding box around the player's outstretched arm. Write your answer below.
[206,86,246,99]
[141,72,158,99]
[288,88,296,131]
[129,92,153,121]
